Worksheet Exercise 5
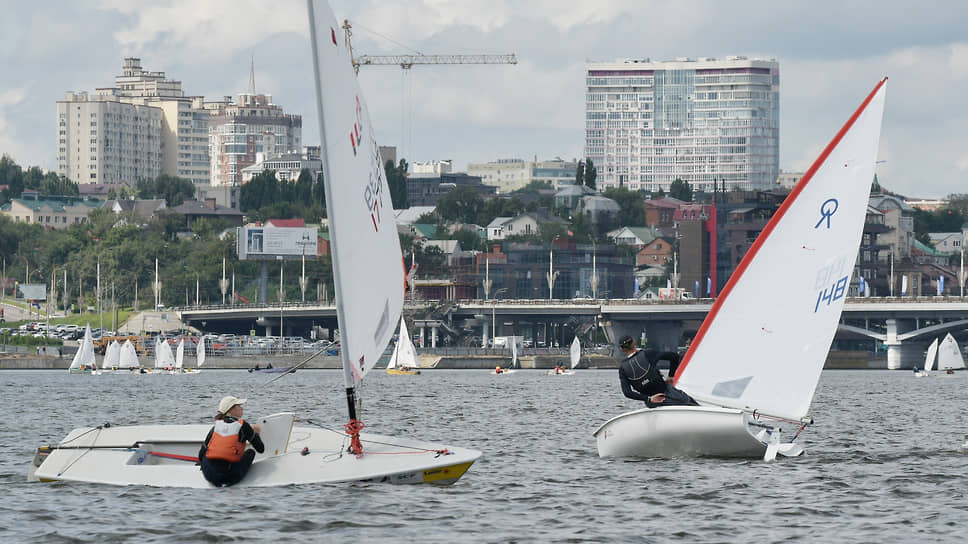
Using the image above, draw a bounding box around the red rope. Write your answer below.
[344,419,365,457]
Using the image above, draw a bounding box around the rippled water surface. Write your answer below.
[2,369,967,543]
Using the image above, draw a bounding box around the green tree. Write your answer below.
[385,159,409,209]
[137,174,195,207]
[669,178,693,202]
[584,158,597,190]
[575,161,585,186]
[436,186,483,224]
[603,186,646,226]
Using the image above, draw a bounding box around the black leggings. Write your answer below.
[201,449,257,487]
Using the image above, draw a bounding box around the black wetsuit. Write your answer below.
[619,349,698,408]
[198,417,265,487]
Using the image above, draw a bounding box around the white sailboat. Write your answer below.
[386,318,420,375]
[174,339,185,372]
[914,338,938,377]
[595,78,887,461]
[196,337,206,371]
[548,336,579,376]
[153,337,175,373]
[68,325,97,375]
[935,333,965,376]
[102,340,121,372]
[118,340,140,371]
[30,0,480,487]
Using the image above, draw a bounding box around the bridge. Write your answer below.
[176,297,968,370]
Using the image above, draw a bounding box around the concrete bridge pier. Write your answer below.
[885,318,918,370]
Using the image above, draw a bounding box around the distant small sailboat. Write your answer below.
[935,333,965,377]
[68,325,97,375]
[386,318,420,375]
[118,340,140,371]
[547,336,579,376]
[154,337,175,373]
[914,338,938,377]
[102,340,121,372]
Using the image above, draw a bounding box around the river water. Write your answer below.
[1,369,966,543]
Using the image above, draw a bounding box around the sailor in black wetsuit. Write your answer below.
[617,336,698,408]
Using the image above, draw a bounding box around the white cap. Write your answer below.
[218,396,246,415]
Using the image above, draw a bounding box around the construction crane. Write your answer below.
[342,20,517,73]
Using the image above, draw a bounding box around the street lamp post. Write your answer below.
[491,287,508,346]
[547,236,560,300]
[590,239,599,299]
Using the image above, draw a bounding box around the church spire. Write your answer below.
[249,55,256,95]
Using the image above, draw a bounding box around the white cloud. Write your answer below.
[97,0,305,61]
[0,88,31,161]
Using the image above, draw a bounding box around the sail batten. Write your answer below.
[675,79,887,422]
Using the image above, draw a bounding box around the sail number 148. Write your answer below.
[814,276,848,313]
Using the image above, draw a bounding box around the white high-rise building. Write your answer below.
[113,58,211,185]
[56,90,163,184]
[585,56,779,192]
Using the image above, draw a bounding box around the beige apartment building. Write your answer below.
[0,194,101,229]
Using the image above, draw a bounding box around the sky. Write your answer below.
[2,1,968,198]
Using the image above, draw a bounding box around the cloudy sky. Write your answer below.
[2,1,967,198]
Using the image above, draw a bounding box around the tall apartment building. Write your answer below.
[468,158,578,193]
[114,57,211,185]
[57,58,210,185]
[56,90,163,184]
[584,56,779,193]
[208,93,302,186]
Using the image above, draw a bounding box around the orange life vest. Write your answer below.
[205,418,246,462]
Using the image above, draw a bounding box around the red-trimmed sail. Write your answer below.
[674,79,887,421]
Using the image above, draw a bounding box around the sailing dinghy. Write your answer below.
[68,325,97,375]
[914,338,938,377]
[30,0,480,487]
[547,336,579,376]
[595,78,887,461]
[935,333,965,377]
[386,317,420,375]
[101,340,121,372]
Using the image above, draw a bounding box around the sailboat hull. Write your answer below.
[594,405,784,459]
[30,412,481,487]
[386,368,420,375]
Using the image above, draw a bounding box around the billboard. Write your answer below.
[237,226,318,261]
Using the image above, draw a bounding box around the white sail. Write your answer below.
[119,340,139,369]
[103,340,121,369]
[937,333,965,370]
[388,319,418,370]
[197,337,206,368]
[676,79,887,422]
[924,337,939,372]
[308,0,404,387]
[175,339,184,369]
[154,338,175,369]
[511,339,519,369]
[68,325,96,372]
[570,336,581,369]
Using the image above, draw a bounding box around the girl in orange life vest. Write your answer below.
[198,396,265,487]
